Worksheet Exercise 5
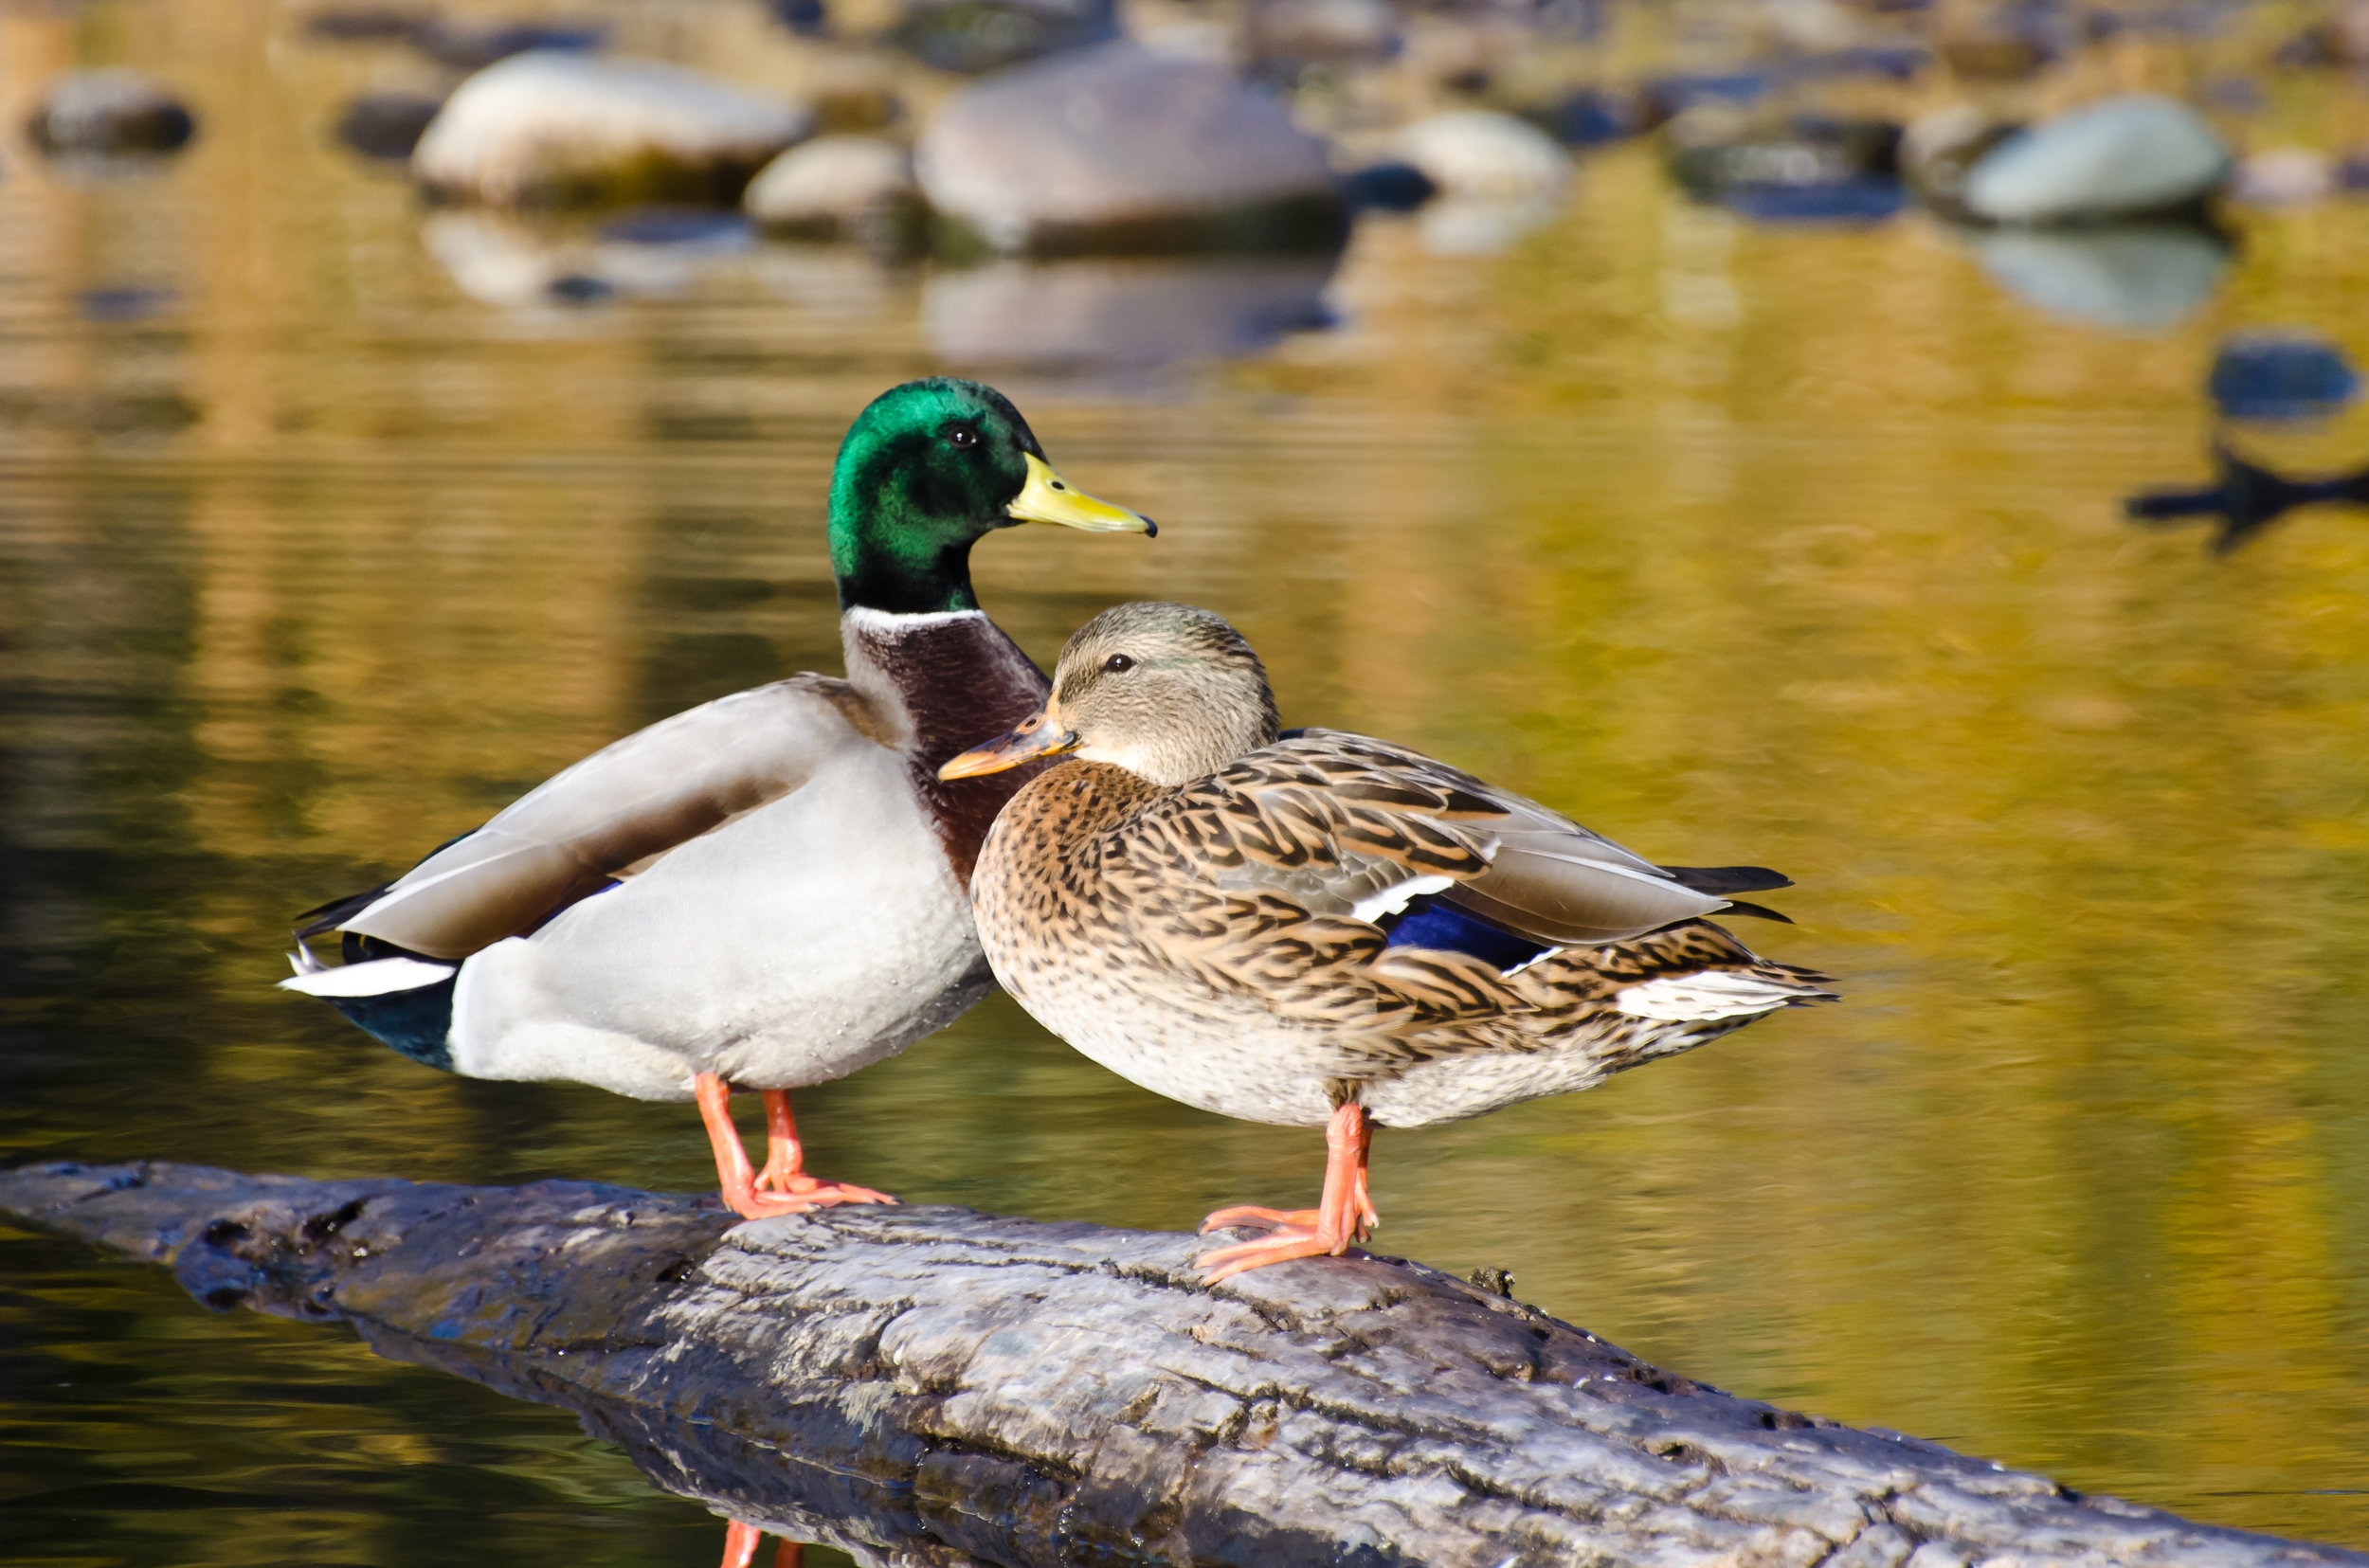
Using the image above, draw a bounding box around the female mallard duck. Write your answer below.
[280,379,1151,1219]
[943,602,1835,1280]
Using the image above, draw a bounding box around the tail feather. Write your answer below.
[1659,863,1794,895]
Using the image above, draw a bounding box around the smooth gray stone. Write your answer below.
[27,70,196,159]
[412,50,812,207]
[914,42,1345,255]
[3,1160,2361,1568]
[1962,94,2231,225]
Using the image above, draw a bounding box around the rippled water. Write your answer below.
[7,2,2369,1561]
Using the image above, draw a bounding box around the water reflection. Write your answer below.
[1964,223,2231,333]
[922,254,1336,373]
[7,0,2369,1558]
[2127,444,2369,554]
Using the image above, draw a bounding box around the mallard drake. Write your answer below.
[943,602,1835,1279]
[280,379,1152,1219]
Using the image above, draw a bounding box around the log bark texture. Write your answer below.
[2,1159,2359,1568]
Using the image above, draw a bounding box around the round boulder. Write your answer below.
[413,51,814,207]
[914,42,1345,256]
[27,71,196,159]
[1392,111,1569,203]
[1962,94,2231,225]
[745,135,925,251]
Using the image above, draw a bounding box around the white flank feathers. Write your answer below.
[1616,970,1803,1022]
[280,955,458,998]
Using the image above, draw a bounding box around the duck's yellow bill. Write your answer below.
[939,711,1080,780]
[1007,452,1156,536]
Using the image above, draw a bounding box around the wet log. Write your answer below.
[1,1160,2358,1568]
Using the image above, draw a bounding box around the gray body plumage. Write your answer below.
[285,610,1042,1102]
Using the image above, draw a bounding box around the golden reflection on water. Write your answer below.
[6,0,2369,1559]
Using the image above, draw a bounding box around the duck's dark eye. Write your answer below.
[1104,654,1135,674]
[948,424,980,450]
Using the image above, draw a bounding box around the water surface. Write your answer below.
[6,3,2369,1561]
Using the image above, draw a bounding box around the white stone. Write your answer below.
[1961,93,2230,225]
[413,51,813,207]
[1392,110,1570,204]
[745,135,914,228]
[914,42,1335,251]
[2233,146,2335,207]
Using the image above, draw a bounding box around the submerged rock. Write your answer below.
[1970,224,2230,332]
[745,135,924,251]
[413,52,813,207]
[2232,148,2334,208]
[411,19,609,72]
[27,71,196,159]
[1900,103,2019,218]
[1393,111,1569,204]
[1246,0,1400,78]
[1669,115,1904,224]
[335,91,444,162]
[1961,94,2231,225]
[890,0,1117,75]
[2208,331,2361,422]
[915,43,1343,256]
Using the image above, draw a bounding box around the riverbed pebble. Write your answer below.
[1961,94,2231,225]
[413,51,813,207]
[27,71,196,159]
[914,42,1341,254]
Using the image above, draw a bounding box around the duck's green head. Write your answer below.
[829,378,1153,615]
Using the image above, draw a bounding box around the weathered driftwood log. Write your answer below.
[2,1160,2358,1568]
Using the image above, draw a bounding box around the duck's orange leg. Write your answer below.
[693,1074,895,1220]
[718,1521,804,1568]
[753,1089,895,1206]
[1198,1103,1374,1281]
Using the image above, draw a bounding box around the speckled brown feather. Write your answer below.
[974,732,1835,1111]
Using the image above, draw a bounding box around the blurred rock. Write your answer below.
[305,7,433,42]
[412,19,608,72]
[745,135,925,252]
[1900,103,2018,217]
[413,52,813,207]
[1340,160,1437,212]
[1537,85,1649,147]
[1417,195,1561,255]
[924,255,1334,372]
[2232,147,2334,208]
[1970,224,2230,332]
[2208,330,2360,421]
[915,43,1344,256]
[1643,72,1772,118]
[335,91,444,162]
[1669,114,1904,224]
[891,0,1117,75]
[27,71,196,160]
[1393,111,1568,203]
[1937,1,2070,80]
[2274,3,2369,66]
[1247,0,1400,78]
[1962,95,2231,225]
[768,0,832,37]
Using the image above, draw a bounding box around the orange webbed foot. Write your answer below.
[1199,1221,1356,1281]
[1198,1204,1321,1235]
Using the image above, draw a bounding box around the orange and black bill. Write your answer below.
[938,709,1080,780]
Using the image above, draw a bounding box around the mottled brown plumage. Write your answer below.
[946,603,1835,1277]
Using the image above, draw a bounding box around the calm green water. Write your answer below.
[8,3,2369,1562]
